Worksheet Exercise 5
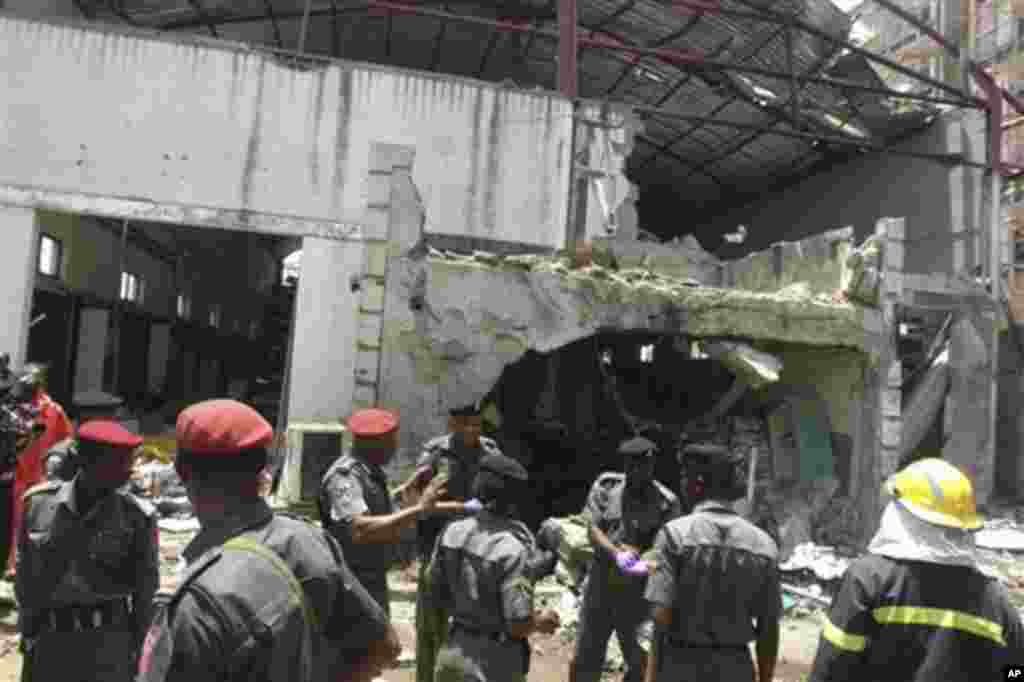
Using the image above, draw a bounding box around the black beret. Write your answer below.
[449,401,482,417]
[73,391,125,410]
[679,443,738,464]
[479,452,528,481]
[618,436,657,457]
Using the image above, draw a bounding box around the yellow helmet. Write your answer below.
[883,458,984,530]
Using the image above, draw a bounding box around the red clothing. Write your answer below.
[8,391,71,571]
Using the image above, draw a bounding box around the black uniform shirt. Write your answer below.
[426,511,534,635]
[645,500,781,647]
[141,499,391,682]
[16,479,160,641]
[319,453,397,587]
[809,553,1024,682]
[415,434,500,559]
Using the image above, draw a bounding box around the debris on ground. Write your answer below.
[976,519,1024,552]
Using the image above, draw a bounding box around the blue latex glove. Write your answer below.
[615,551,639,572]
[464,498,484,513]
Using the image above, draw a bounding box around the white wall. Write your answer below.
[0,206,37,367]
[0,14,573,248]
[287,237,364,423]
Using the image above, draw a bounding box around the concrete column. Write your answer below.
[877,217,904,521]
[73,307,110,393]
[0,206,39,368]
[943,311,996,505]
[857,217,904,544]
[286,237,364,424]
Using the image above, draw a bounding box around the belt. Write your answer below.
[450,621,521,645]
[38,596,134,634]
[666,637,748,651]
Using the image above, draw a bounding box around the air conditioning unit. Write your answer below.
[277,422,346,506]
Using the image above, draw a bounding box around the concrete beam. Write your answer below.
[0,184,364,242]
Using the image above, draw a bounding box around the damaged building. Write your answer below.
[0,0,1018,547]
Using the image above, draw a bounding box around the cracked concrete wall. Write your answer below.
[379,247,880,469]
[0,15,573,247]
[725,227,855,296]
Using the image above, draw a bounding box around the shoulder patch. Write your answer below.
[653,481,679,505]
[423,434,453,451]
[479,436,500,450]
[120,491,158,518]
[596,472,625,488]
[22,480,60,501]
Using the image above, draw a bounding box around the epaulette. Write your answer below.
[653,480,680,507]
[120,491,157,518]
[479,436,501,452]
[423,434,453,452]
[507,519,536,550]
[595,471,625,489]
[22,480,60,501]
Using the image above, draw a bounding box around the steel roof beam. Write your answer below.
[186,0,220,37]
[634,105,987,167]
[634,135,729,186]
[263,0,284,48]
[673,0,982,107]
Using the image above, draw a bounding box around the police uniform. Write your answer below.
[45,391,125,483]
[16,420,159,682]
[644,501,781,682]
[809,459,1024,682]
[415,424,501,682]
[427,455,536,682]
[137,400,392,682]
[575,443,681,682]
[319,409,402,615]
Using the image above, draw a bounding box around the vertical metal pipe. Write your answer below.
[298,0,314,54]
[110,219,129,394]
[558,0,578,97]
[990,107,1004,504]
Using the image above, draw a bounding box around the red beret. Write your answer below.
[347,408,398,438]
[78,419,143,449]
[176,399,273,455]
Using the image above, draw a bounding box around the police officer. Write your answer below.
[571,436,681,682]
[426,452,561,682]
[135,399,400,682]
[16,419,159,682]
[808,458,1024,682]
[414,401,502,682]
[643,443,781,682]
[45,391,125,482]
[319,407,451,615]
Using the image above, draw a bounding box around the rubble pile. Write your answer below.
[132,460,196,531]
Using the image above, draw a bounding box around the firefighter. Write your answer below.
[808,458,1024,682]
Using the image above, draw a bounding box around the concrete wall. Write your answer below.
[0,14,573,248]
[724,227,854,295]
[0,206,39,366]
[287,237,364,423]
[706,111,985,280]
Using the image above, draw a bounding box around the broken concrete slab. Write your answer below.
[703,341,782,390]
